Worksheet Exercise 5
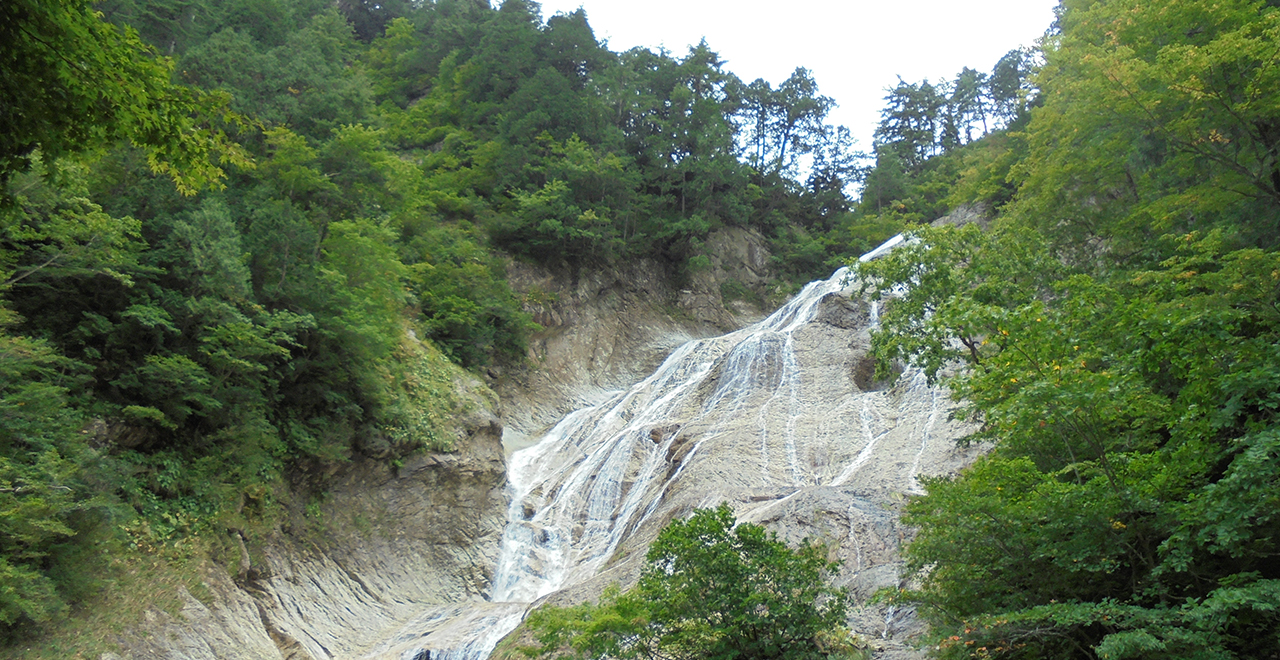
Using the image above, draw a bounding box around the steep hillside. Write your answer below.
[13,0,1278,658]
[498,226,775,436]
[481,263,985,660]
[3,1,869,649]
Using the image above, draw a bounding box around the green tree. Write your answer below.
[862,225,1280,659]
[363,16,434,107]
[336,0,415,42]
[850,16,1280,656]
[987,47,1036,126]
[539,9,610,92]
[0,0,247,194]
[1011,0,1280,260]
[950,67,990,143]
[874,78,946,172]
[737,68,837,178]
[1,159,143,291]
[613,42,750,261]
[525,504,860,660]
[408,224,536,367]
[178,8,369,140]
[0,310,103,627]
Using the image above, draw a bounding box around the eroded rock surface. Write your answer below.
[485,278,982,660]
[254,410,506,660]
[107,384,508,660]
[499,227,772,437]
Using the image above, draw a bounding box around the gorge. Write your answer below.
[380,257,981,660]
[10,3,1278,656]
[104,233,983,660]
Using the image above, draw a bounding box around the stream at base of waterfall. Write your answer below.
[361,237,979,660]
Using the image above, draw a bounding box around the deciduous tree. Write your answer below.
[1,0,247,194]
[525,505,861,660]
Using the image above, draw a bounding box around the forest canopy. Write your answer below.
[859,0,1280,657]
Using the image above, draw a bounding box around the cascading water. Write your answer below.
[493,268,859,592]
[367,235,977,660]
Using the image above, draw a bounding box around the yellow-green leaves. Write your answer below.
[864,102,1280,657]
[1015,0,1280,258]
[1,158,143,290]
[1,0,249,195]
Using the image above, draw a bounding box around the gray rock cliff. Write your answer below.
[498,227,772,439]
[487,280,983,660]
[107,380,508,660]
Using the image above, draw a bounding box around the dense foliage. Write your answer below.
[1,0,902,641]
[859,1,1280,657]
[17,0,1271,655]
[523,505,862,660]
[0,0,248,194]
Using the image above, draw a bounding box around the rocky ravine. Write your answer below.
[107,225,986,660]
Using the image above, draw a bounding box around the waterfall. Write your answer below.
[487,267,857,605]
[369,234,964,660]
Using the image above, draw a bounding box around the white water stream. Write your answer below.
[367,235,967,660]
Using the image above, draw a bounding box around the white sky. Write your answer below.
[535,0,1059,152]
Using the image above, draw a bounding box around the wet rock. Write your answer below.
[498,227,774,436]
[813,292,868,329]
[485,265,985,660]
[648,423,680,443]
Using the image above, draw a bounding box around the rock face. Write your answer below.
[108,388,508,660]
[253,410,506,660]
[678,226,773,326]
[108,228,980,660]
[479,266,983,660]
[930,201,992,230]
[106,567,286,660]
[499,227,772,438]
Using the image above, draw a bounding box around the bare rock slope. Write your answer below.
[487,266,983,660]
[498,226,772,437]
[108,225,983,660]
[107,373,508,660]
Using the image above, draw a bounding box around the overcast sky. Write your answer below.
[535,0,1059,151]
